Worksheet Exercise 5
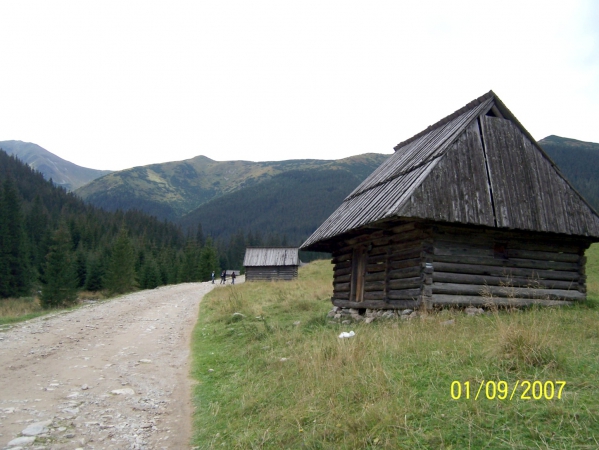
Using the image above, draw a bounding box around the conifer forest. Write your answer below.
[0,150,290,306]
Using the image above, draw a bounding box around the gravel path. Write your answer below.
[0,280,229,449]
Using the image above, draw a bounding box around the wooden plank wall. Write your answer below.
[331,222,429,310]
[245,266,298,281]
[430,224,588,306]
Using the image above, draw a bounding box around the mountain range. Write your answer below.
[73,153,388,223]
[0,140,112,191]
[2,136,598,246]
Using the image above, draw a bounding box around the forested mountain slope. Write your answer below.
[538,135,599,211]
[76,153,389,221]
[0,140,111,191]
[178,169,364,244]
[0,150,215,300]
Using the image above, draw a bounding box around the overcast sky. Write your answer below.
[1,1,598,171]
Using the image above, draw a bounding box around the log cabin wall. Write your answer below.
[430,224,590,306]
[245,265,298,281]
[331,222,432,310]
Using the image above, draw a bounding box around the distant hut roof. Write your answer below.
[302,91,599,252]
[243,247,300,267]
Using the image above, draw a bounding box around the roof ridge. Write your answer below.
[394,90,495,151]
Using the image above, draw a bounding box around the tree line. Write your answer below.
[0,150,221,306]
[0,150,327,308]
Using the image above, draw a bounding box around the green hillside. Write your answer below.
[538,135,599,211]
[76,153,389,221]
[0,140,112,191]
[178,168,363,244]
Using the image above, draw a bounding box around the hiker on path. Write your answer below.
[220,270,226,284]
[231,271,236,285]
[211,271,215,284]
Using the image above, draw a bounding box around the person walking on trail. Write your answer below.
[220,270,226,284]
[211,271,215,284]
[231,271,236,285]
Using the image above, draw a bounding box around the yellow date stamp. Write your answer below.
[450,380,566,400]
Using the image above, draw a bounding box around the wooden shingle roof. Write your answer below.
[243,247,300,267]
[302,91,599,252]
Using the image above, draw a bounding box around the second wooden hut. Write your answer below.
[243,247,300,281]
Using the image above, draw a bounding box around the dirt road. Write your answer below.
[0,280,223,449]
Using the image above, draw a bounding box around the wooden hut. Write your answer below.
[243,247,300,281]
[301,91,599,309]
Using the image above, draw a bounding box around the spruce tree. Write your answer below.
[84,255,105,292]
[140,258,160,289]
[105,227,137,295]
[40,224,78,308]
[0,178,31,298]
[198,238,220,281]
[180,239,200,282]
[74,249,88,289]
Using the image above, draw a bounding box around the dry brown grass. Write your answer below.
[0,296,45,324]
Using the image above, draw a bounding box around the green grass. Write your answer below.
[191,247,599,449]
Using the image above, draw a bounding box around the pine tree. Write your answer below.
[104,227,137,295]
[40,224,78,308]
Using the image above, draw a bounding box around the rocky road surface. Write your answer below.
[0,280,227,449]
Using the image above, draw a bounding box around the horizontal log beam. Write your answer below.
[432,282,585,301]
[433,255,578,271]
[432,272,578,290]
[388,266,421,280]
[331,253,352,264]
[388,258,421,271]
[334,267,352,277]
[431,294,575,307]
[387,288,421,300]
[506,249,580,263]
[334,260,351,270]
[364,291,386,300]
[371,229,426,247]
[366,263,386,273]
[432,262,579,281]
[364,281,385,292]
[333,282,350,292]
[365,271,386,282]
[331,298,422,310]
[336,274,351,283]
[388,276,423,290]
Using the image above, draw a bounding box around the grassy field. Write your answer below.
[0,296,47,326]
[191,245,599,449]
[0,291,108,326]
